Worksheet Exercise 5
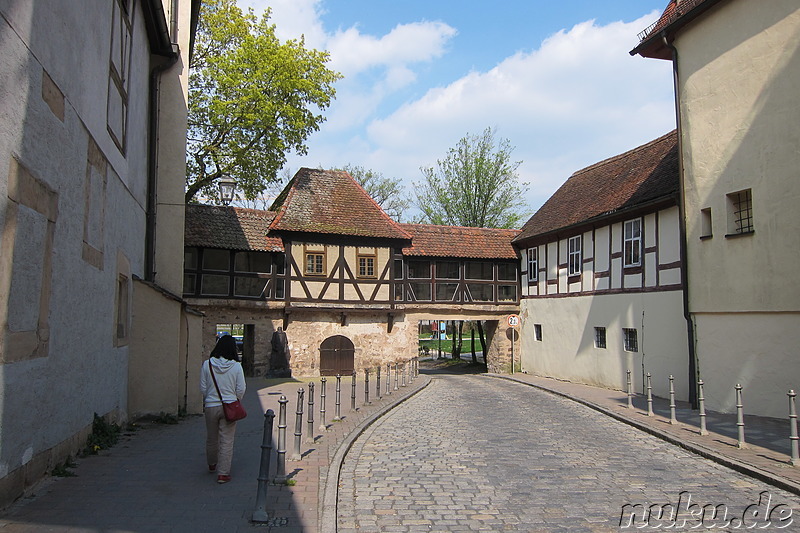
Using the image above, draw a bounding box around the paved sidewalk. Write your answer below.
[0,369,429,533]
[487,372,800,496]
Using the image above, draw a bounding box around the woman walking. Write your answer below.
[200,334,246,484]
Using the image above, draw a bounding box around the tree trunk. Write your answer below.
[470,327,478,364]
[452,320,463,360]
[477,321,488,368]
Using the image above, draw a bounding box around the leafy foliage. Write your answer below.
[83,413,121,456]
[186,0,342,204]
[414,127,529,228]
[339,164,410,222]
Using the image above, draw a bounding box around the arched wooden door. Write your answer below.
[319,335,355,376]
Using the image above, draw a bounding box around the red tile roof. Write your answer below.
[631,0,726,59]
[401,224,520,260]
[184,204,284,252]
[513,131,679,245]
[269,168,412,240]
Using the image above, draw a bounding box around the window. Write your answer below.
[435,261,459,279]
[498,285,517,302]
[568,236,581,276]
[435,283,458,301]
[594,327,606,349]
[465,261,493,280]
[727,189,753,235]
[534,324,542,341]
[623,219,641,267]
[527,247,538,282]
[235,251,271,273]
[497,263,517,281]
[202,274,229,296]
[107,0,132,152]
[467,283,493,302]
[408,260,431,279]
[115,274,129,344]
[394,259,404,279]
[409,282,431,301]
[700,208,712,239]
[623,328,638,352]
[203,249,229,271]
[305,253,325,275]
[358,254,375,278]
[234,277,267,298]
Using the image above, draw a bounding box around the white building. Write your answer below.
[513,132,692,400]
[0,0,201,507]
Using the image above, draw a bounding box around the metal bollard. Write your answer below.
[274,395,288,483]
[290,388,304,461]
[646,373,654,417]
[319,377,327,431]
[789,390,799,466]
[409,360,414,384]
[698,379,708,435]
[351,370,357,411]
[376,366,381,399]
[252,409,275,523]
[386,364,392,395]
[364,368,371,405]
[334,374,342,421]
[669,375,677,424]
[306,382,315,444]
[626,370,633,409]
[736,384,747,449]
[401,363,407,387]
[394,363,399,391]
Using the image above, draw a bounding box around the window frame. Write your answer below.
[622,328,638,352]
[527,247,538,283]
[305,252,326,276]
[357,253,376,278]
[623,218,642,267]
[594,327,606,349]
[534,324,542,341]
[568,236,582,276]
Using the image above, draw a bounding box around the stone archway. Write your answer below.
[319,335,355,376]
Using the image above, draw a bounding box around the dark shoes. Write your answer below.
[217,475,231,484]
[208,464,217,472]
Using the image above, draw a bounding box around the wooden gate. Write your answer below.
[319,335,355,376]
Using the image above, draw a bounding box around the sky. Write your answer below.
[236,0,676,219]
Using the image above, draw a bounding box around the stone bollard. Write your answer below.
[290,388,304,461]
[364,368,371,405]
[386,364,392,395]
[274,395,288,483]
[376,366,382,400]
[409,360,414,384]
[334,374,342,421]
[401,363,407,387]
[319,377,327,431]
[698,379,708,435]
[351,370,357,411]
[306,382,315,444]
[626,370,633,409]
[394,363,399,391]
[252,409,275,523]
[736,384,747,449]
[646,373,654,417]
[789,390,799,466]
[669,375,677,425]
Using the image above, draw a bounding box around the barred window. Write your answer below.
[727,189,753,235]
[623,328,638,352]
[594,327,606,349]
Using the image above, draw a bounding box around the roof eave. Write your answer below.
[629,0,728,59]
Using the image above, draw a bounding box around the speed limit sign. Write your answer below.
[507,314,520,327]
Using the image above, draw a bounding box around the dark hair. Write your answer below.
[211,334,239,361]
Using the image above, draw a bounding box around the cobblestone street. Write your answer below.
[338,374,800,532]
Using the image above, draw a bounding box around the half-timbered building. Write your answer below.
[512,131,691,400]
[184,168,521,378]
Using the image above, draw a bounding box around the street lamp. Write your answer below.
[218,176,236,206]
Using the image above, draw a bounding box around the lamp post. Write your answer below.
[218,176,236,205]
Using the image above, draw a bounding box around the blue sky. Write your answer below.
[237,0,675,218]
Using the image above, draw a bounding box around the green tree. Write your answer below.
[186,0,342,203]
[339,164,410,222]
[414,127,528,228]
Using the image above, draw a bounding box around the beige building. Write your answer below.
[512,132,691,400]
[184,168,521,378]
[0,0,201,508]
[632,0,800,417]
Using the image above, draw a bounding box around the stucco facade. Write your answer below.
[0,0,199,508]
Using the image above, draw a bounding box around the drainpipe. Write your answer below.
[663,32,698,409]
[145,54,178,281]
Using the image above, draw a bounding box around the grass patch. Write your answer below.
[52,457,77,477]
[82,413,121,456]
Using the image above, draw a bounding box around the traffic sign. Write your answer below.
[507,314,520,327]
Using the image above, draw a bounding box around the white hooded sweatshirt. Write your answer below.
[200,357,246,407]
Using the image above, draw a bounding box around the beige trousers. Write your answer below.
[204,405,237,476]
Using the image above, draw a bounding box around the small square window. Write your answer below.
[594,327,606,349]
[534,324,542,341]
[358,255,375,278]
[305,253,325,275]
[623,328,638,352]
[726,189,753,235]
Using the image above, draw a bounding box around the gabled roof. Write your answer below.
[185,204,284,252]
[630,0,726,59]
[513,131,679,245]
[269,168,412,240]
[401,224,520,260]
